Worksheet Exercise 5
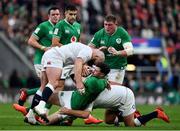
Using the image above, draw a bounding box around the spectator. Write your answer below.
[9,69,23,88]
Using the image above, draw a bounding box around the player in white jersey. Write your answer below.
[25,42,105,124]
[46,84,169,127]
[93,85,135,117]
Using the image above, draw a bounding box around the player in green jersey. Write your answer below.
[52,4,81,47]
[89,15,134,84]
[17,7,60,106]
[19,62,110,125]
[51,4,103,124]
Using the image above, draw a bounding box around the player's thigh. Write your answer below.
[48,92,60,106]
[119,88,136,117]
[46,67,62,87]
[55,80,65,91]
[123,113,135,127]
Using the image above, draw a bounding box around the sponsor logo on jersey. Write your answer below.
[90,37,94,43]
[65,29,70,34]
[100,40,105,45]
[77,29,80,34]
[54,28,59,35]
[49,31,53,34]
[71,36,77,42]
[34,28,40,34]
[116,38,121,44]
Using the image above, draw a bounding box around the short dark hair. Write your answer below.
[48,6,59,14]
[104,15,117,23]
[96,62,110,76]
[65,4,77,12]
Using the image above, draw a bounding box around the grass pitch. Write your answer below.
[0,103,180,130]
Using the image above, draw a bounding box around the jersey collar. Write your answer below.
[64,19,75,26]
[48,20,55,27]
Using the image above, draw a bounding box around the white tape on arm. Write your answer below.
[123,42,134,56]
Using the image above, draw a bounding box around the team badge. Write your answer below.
[49,31,53,34]
[71,36,77,42]
[116,38,121,44]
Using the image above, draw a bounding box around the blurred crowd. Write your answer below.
[0,0,180,102]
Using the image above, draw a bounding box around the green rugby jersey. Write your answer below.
[53,19,81,45]
[71,76,107,110]
[32,20,55,64]
[90,27,131,69]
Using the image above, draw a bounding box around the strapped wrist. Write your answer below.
[117,51,121,55]
[40,46,46,50]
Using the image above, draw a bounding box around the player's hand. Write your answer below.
[76,82,85,95]
[78,88,85,95]
[99,46,107,51]
[108,47,119,56]
[44,47,51,52]
[82,65,92,77]
[60,107,69,114]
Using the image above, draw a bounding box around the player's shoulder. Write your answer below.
[95,28,105,35]
[117,26,128,33]
[39,21,49,26]
[37,21,49,28]
[74,21,81,26]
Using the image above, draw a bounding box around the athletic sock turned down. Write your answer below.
[31,94,42,109]
[30,90,42,109]
[41,85,54,102]
[137,111,158,125]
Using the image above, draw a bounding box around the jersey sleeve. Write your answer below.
[84,77,106,93]
[53,22,63,39]
[120,27,131,44]
[32,24,46,40]
[89,31,101,47]
[77,47,92,63]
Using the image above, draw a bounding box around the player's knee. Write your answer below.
[49,80,59,89]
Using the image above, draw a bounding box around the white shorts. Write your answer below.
[41,49,63,71]
[108,69,125,84]
[93,85,136,117]
[118,88,136,117]
[58,91,73,109]
[34,64,42,77]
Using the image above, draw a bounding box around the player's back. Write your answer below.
[52,42,92,65]
[94,85,132,109]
